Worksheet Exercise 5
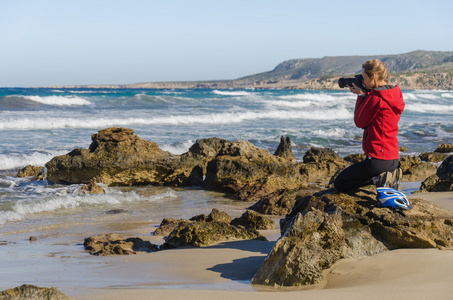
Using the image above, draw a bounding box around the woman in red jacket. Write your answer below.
[334,59,405,192]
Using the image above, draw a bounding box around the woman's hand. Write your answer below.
[348,83,365,95]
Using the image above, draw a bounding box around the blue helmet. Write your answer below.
[376,187,413,211]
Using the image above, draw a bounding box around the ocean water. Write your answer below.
[1,88,453,228]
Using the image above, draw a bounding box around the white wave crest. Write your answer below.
[0,108,353,131]
[23,95,91,106]
[403,92,440,101]
[312,128,347,138]
[264,100,313,108]
[278,93,353,102]
[160,140,194,154]
[213,90,251,96]
[0,187,178,225]
[405,103,453,114]
[0,150,67,170]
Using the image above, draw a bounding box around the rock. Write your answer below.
[419,151,449,163]
[300,147,347,185]
[420,155,453,191]
[45,129,300,198]
[16,165,43,178]
[249,187,321,215]
[190,214,208,222]
[434,143,453,153]
[162,221,267,248]
[46,127,177,185]
[403,162,437,181]
[303,147,341,164]
[252,210,349,286]
[343,153,366,164]
[252,187,453,286]
[80,179,105,194]
[274,136,295,162]
[203,141,306,198]
[29,236,37,242]
[231,210,276,230]
[0,284,73,300]
[399,155,437,182]
[153,218,189,236]
[206,208,231,223]
[155,209,269,248]
[399,155,423,171]
[83,233,159,255]
[399,146,408,152]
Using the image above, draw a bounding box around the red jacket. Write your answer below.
[354,85,405,160]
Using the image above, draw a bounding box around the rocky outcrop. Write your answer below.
[46,128,301,196]
[83,233,159,256]
[252,186,453,286]
[44,129,354,215]
[420,155,453,192]
[163,221,266,248]
[155,209,270,248]
[0,284,73,300]
[202,138,304,197]
[46,127,180,185]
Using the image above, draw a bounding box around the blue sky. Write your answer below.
[1,0,452,87]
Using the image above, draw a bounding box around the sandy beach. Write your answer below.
[80,191,453,300]
[1,189,452,300]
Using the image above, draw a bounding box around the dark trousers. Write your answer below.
[333,157,399,192]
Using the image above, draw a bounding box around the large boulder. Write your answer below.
[420,155,453,191]
[202,140,306,199]
[46,127,178,185]
[252,186,453,286]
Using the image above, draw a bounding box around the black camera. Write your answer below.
[338,74,364,89]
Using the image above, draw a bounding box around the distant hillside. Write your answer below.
[53,50,453,90]
[238,50,453,82]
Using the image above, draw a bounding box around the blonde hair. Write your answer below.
[362,59,389,85]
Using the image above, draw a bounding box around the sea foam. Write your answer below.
[405,103,453,114]
[213,90,252,96]
[0,185,179,225]
[0,150,68,170]
[22,95,91,106]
